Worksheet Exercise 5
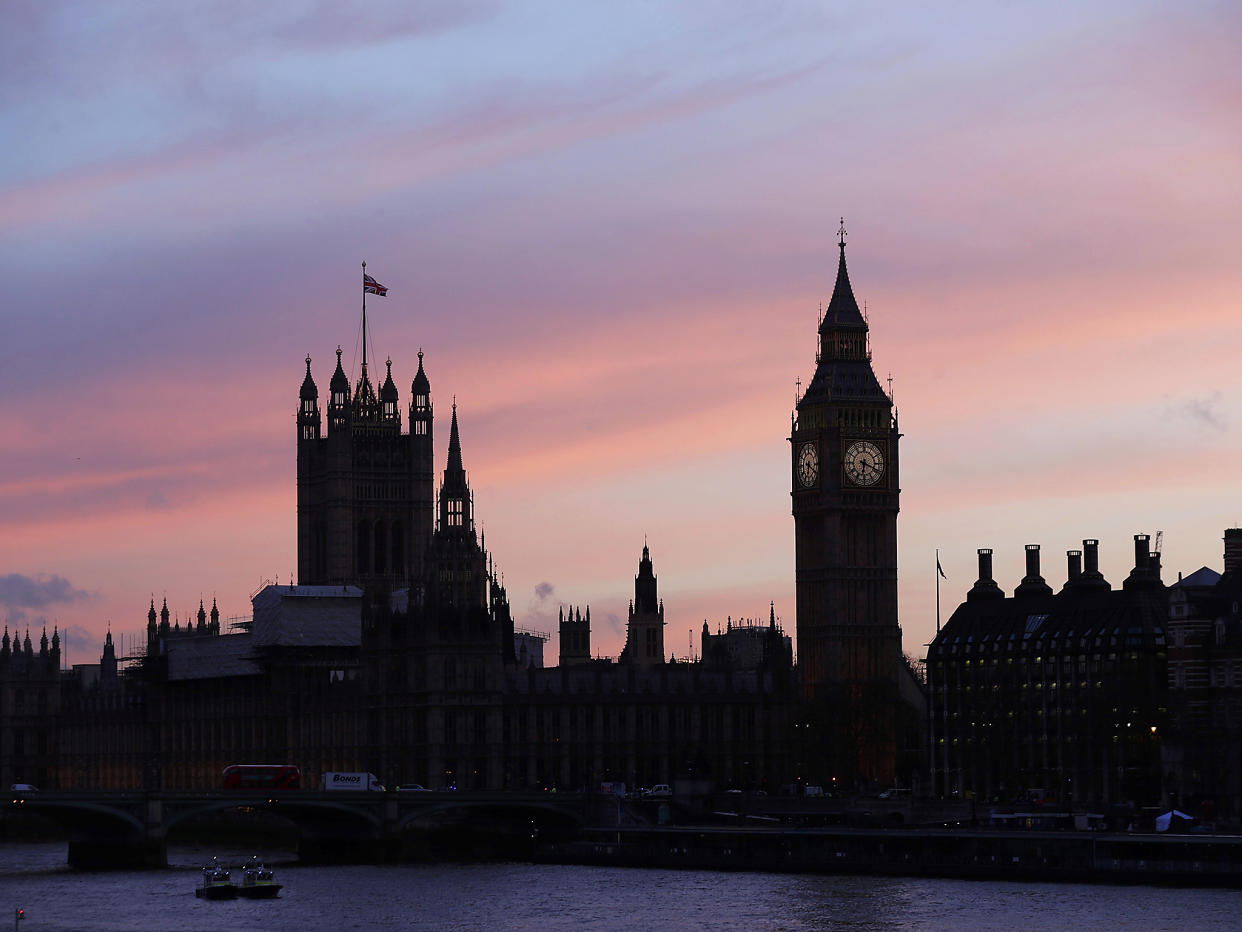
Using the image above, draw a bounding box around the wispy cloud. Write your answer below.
[0,572,93,623]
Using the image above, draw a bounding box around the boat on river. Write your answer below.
[195,860,237,899]
[237,857,283,899]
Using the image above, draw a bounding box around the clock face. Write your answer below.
[797,442,819,488]
[844,440,885,487]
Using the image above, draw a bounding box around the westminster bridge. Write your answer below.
[4,788,592,868]
[4,788,975,869]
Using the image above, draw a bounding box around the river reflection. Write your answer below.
[0,841,1235,931]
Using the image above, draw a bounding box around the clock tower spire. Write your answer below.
[790,220,902,784]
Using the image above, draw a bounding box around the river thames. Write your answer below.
[0,842,1236,930]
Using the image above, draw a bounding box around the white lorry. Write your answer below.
[320,771,383,792]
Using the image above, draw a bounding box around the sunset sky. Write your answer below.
[2,1,1240,667]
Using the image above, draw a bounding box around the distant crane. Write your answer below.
[1154,530,1163,555]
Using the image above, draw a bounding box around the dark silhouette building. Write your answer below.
[296,334,435,589]
[0,626,62,789]
[927,537,1168,806]
[36,299,799,793]
[1164,528,1242,821]
[790,223,903,784]
[619,544,665,667]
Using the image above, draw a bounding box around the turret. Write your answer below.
[407,349,435,582]
[410,350,431,432]
[210,598,220,634]
[438,403,472,535]
[621,543,665,666]
[559,605,592,666]
[424,402,487,611]
[197,599,207,633]
[328,346,349,434]
[298,354,321,441]
[159,598,170,636]
[101,628,118,682]
[380,358,400,424]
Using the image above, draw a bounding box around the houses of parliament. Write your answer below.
[0,239,922,795]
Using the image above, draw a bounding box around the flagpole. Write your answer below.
[935,548,942,634]
[361,260,368,375]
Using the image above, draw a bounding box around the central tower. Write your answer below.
[296,275,435,590]
[790,222,901,783]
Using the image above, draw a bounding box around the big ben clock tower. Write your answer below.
[791,220,901,783]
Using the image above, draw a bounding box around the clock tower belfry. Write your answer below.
[790,221,902,783]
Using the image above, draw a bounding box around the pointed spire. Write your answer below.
[412,348,430,392]
[822,217,865,329]
[330,345,349,395]
[447,400,463,473]
[300,354,318,400]
[380,357,398,402]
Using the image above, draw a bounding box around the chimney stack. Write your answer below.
[1124,534,1160,591]
[1079,538,1110,591]
[1015,544,1053,599]
[1066,549,1082,584]
[967,548,1003,602]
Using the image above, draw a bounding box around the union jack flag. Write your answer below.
[363,273,388,296]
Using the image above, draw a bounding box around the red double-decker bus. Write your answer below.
[221,764,301,790]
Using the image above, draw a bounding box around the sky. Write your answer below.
[2,1,1240,668]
